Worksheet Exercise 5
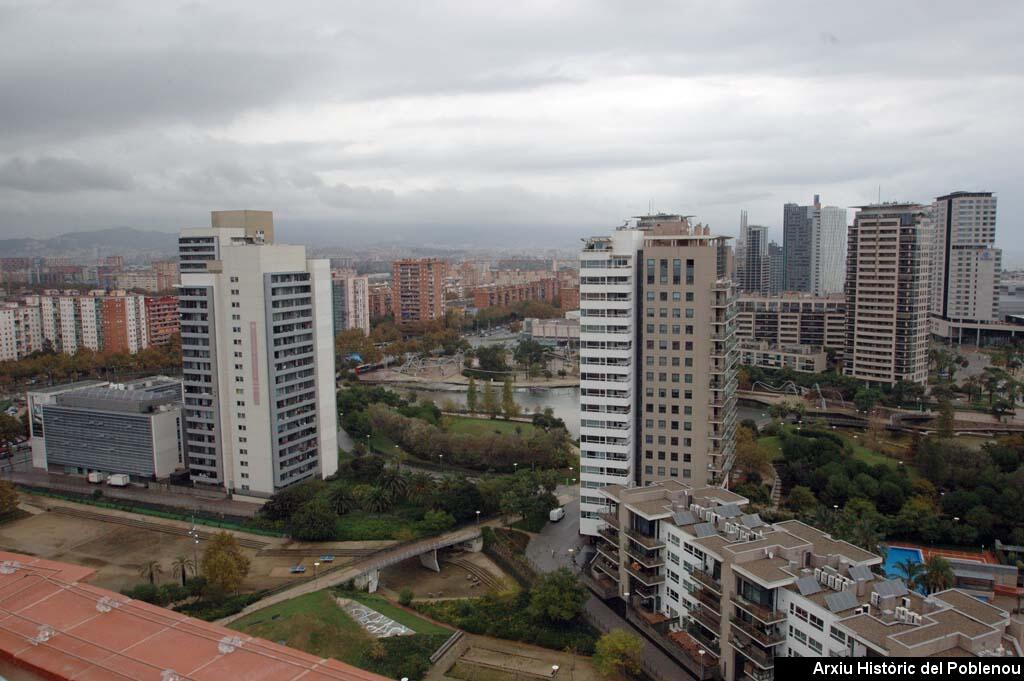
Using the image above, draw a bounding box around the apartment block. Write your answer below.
[737,341,826,374]
[578,215,737,538]
[735,294,846,352]
[587,480,1020,681]
[783,196,847,295]
[27,377,183,480]
[32,290,150,355]
[844,204,932,386]
[929,191,1012,344]
[559,283,580,310]
[368,281,393,320]
[471,277,558,309]
[144,295,181,346]
[392,258,445,324]
[767,242,784,296]
[736,225,770,295]
[331,269,371,335]
[0,301,43,361]
[178,210,337,500]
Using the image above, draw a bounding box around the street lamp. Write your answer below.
[314,561,320,583]
[698,649,705,679]
[552,665,559,678]
[475,510,481,525]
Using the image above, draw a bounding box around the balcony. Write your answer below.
[580,571,618,600]
[731,635,774,670]
[692,569,721,593]
[730,594,785,624]
[625,527,665,549]
[694,587,722,612]
[665,630,718,681]
[744,668,775,681]
[688,623,721,657]
[692,607,720,633]
[624,544,665,568]
[595,542,620,564]
[625,563,665,586]
[730,616,785,647]
[597,525,619,544]
[593,557,620,582]
[599,511,620,529]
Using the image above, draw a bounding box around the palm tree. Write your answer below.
[406,473,436,505]
[892,558,924,591]
[171,555,195,587]
[363,486,394,513]
[328,486,356,515]
[923,556,954,594]
[378,466,409,499]
[139,560,163,586]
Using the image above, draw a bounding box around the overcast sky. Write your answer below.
[1,1,1021,259]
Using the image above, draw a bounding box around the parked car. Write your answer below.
[290,565,307,574]
[549,506,566,522]
[319,555,334,563]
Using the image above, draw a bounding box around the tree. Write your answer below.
[419,509,455,534]
[291,496,338,541]
[171,555,196,587]
[923,556,954,594]
[327,486,357,515]
[735,426,769,478]
[481,380,500,416]
[0,413,23,448]
[528,569,586,622]
[201,532,250,599]
[260,480,324,521]
[892,558,924,591]
[362,486,394,513]
[593,630,643,680]
[786,486,817,514]
[466,377,478,413]
[378,466,410,499]
[935,399,955,438]
[138,560,163,586]
[501,377,520,419]
[0,480,19,516]
[853,387,882,413]
[513,339,547,378]
[474,345,508,374]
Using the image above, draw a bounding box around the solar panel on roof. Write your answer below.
[796,575,823,595]
[848,565,873,581]
[693,522,716,538]
[741,514,766,529]
[874,579,909,598]
[673,510,697,526]
[825,590,859,613]
[717,504,742,519]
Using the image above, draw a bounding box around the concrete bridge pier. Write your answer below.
[419,548,441,572]
[354,569,380,593]
[459,536,484,553]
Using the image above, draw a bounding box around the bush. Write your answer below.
[122,583,158,604]
[175,591,265,621]
[399,587,414,606]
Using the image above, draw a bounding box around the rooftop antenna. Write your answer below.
[878,185,881,203]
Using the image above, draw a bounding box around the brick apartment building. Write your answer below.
[392,258,446,324]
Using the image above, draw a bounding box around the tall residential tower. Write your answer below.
[178,210,337,500]
[844,204,932,386]
[578,214,737,537]
[783,195,848,295]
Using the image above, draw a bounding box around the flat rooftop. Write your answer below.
[0,551,386,681]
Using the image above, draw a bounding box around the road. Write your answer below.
[524,498,685,681]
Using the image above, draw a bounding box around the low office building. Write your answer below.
[737,340,827,373]
[735,294,846,352]
[27,377,184,480]
[523,316,579,347]
[587,480,1020,680]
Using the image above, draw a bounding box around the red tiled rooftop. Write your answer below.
[0,551,389,681]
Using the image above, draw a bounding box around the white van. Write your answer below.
[549,507,566,522]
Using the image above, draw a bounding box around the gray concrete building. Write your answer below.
[28,377,184,480]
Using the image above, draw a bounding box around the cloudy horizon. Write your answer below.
[1,1,1021,261]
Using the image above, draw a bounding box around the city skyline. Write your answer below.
[0,1,1021,265]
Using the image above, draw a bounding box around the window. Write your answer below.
[230,276,239,283]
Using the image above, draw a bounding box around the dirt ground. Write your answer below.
[379,552,512,599]
[0,500,357,593]
[427,635,598,681]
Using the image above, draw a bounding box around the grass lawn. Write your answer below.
[368,432,408,457]
[757,436,782,461]
[229,590,369,660]
[229,589,450,679]
[442,415,538,437]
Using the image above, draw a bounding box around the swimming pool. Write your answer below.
[884,546,925,591]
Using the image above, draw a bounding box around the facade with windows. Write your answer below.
[178,210,337,500]
[578,215,737,537]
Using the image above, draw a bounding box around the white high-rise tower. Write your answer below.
[178,210,337,500]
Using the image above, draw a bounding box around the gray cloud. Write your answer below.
[0,157,133,193]
[0,1,1021,263]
